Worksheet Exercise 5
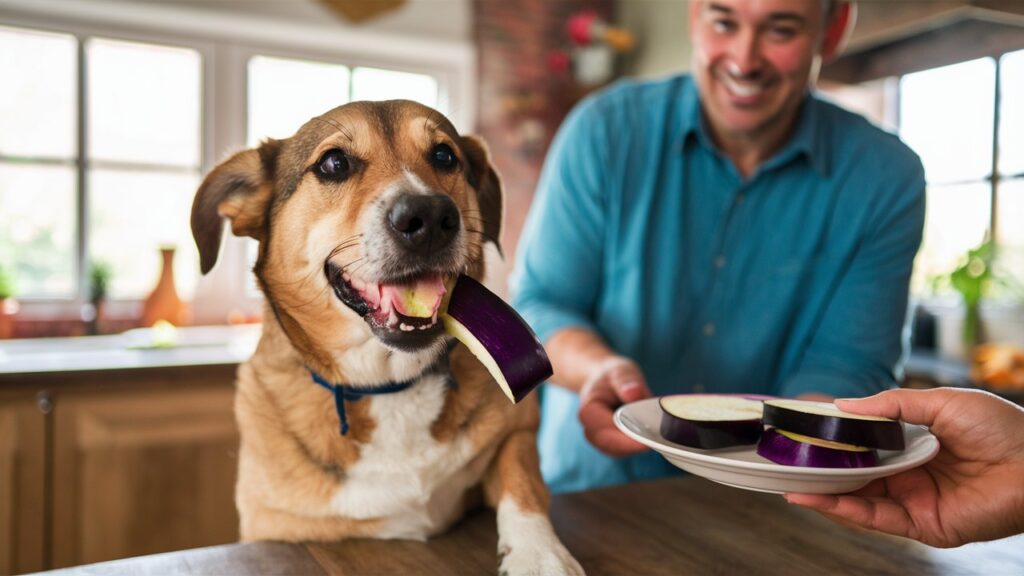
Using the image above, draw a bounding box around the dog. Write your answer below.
[190,100,583,575]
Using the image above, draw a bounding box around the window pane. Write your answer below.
[900,58,995,184]
[352,67,439,111]
[0,162,76,297]
[248,56,350,146]
[1000,50,1024,177]
[0,26,76,159]
[913,182,991,294]
[87,38,201,166]
[89,169,199,300]
[996,178,1024,284]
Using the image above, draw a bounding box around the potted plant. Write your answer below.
[932,239,1024,358]
[87,261,112,335]
[0,265,15,339]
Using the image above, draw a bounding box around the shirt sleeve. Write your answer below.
[780,155,926,399]
[510,95,611,345]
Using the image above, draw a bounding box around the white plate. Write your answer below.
[614,397,940,495]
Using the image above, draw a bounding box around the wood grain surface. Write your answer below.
[38,476,1024,575]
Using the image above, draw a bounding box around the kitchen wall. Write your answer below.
[617,0,690,78]
[48,0,471,43]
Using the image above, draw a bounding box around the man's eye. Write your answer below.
[316,149,350,180]
[430,143,457,171]
[768,26,797,40]
[712,19,737,33]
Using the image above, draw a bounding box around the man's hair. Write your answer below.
[822,0,837,20]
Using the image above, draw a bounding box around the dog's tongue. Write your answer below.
[380,275,446,318]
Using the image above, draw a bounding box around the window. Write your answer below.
[87,38,202,300]
[246,55,441,147]
[899,51,1024,293]
[0,27,78,298]
[0,13,460,320]
[0,26,202,301]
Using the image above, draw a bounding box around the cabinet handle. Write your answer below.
[36,390,53,414]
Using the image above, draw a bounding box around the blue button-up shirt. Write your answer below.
[511,74,925,494]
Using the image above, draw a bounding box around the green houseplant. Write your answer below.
[935,239,1023,351]
[89,261,112,305]
[0,265,12,301]
[87,261,113,335]
[0,265,15,339]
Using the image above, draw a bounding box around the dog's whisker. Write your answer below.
[463,228,500,246]
[310,116,355,143]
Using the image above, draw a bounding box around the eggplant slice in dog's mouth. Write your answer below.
[326,263,448,334]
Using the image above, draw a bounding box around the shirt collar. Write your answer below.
[679,82,830,178]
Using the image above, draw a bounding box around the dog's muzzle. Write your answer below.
[325,192,464,351]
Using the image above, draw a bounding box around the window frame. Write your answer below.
[896,51,1024,295]
[0,0,474,323]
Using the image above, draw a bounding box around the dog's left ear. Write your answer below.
[459,135,503,256]
[191,139,281,274]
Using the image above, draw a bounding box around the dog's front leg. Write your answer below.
[483,430,585,576]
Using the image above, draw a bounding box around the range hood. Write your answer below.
[822,0,1024,84]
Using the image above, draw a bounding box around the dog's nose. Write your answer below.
[387,194,460,252]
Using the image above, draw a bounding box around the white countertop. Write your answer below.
[0,324,261,376]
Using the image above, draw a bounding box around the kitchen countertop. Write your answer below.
[0,324,260,376]
[37,476,1024,575]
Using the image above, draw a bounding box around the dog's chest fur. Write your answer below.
[328,372,493,540]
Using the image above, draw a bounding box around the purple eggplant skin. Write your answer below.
[756,428,879,468]
[659,412,763,449]
[446,275,552,402]
[761,401,905,451]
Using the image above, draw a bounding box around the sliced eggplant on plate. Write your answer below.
[757,427,879,469]
[762,399,905,451]
[658,395,764,449]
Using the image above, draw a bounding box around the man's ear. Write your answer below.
[190,139,281,274]
[822,2,856,62]
[459,134,504,256]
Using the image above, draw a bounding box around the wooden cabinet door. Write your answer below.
[51,385,240,568]
[0,394,46,575]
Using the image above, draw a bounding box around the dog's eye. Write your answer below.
[316,149,351,180]
[430,143,457,171]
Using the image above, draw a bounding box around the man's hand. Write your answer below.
[785,387,1024,547]
[577,356,653,456]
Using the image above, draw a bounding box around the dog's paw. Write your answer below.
[497,539,584,576]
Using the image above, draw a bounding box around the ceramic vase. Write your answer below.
[141,247,187,327]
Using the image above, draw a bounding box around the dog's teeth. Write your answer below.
[400,323,414,332]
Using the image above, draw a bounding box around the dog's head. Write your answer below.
[191,100,501,359]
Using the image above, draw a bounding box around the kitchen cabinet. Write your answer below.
[0,326,257,573]
[0,392,46,575]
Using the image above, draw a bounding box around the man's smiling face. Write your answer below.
[689,0,830,140]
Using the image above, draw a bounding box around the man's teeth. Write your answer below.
[722,75,764,98]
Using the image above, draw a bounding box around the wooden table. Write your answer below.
[41,476,1024,575]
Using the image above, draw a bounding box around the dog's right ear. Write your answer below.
[191,139,280,274]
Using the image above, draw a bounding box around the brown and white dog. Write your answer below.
[190,100,583,575]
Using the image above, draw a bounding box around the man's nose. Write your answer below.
[725,30,763,76]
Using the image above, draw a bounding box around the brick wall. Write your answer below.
[473,0,615,291]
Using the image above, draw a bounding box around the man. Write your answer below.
[511,0,926,494]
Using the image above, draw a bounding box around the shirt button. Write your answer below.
[714,256,727,269]
[693,383,705,393]
[703,323,716,336]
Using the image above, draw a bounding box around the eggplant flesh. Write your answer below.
[757,428,879,468]
[762,399,905,451]
[659,395,764,449]
[441,275,552,403]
